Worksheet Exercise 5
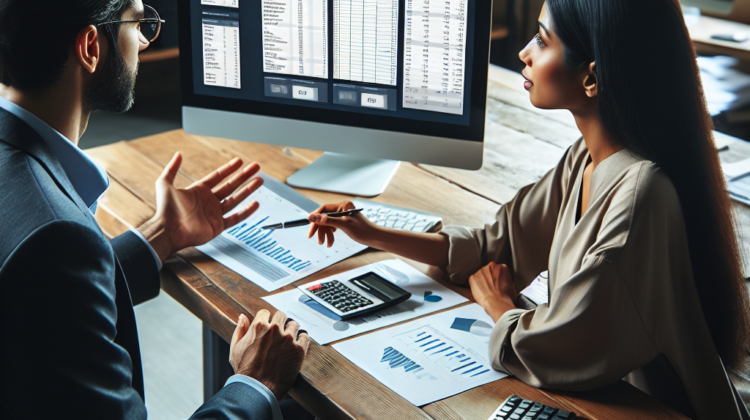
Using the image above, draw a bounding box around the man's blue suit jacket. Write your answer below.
[0,107,273,419]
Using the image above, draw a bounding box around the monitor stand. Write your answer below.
[287,152,401,197]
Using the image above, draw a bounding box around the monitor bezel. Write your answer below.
[177,0,492,143]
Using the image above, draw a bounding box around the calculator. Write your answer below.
[298,272,412,321]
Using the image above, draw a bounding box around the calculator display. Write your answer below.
[357,274,403,300]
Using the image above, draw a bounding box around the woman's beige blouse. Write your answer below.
[442,138,746,419]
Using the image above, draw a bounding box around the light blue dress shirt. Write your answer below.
[0,95,282,419]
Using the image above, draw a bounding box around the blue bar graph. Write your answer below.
[380,347,437,381]
[381,346,423,373]
[404,328,491,379]
[227,218,312,272]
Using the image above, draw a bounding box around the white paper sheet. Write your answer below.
[197,186,367,291]
[263,259,468,344]
[723,157,750,181]
[333,304,507,406]
[729,175,750,206]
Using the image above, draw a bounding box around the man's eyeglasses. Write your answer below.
[97,4,165,44]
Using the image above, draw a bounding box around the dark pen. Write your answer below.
[262,209,364,230]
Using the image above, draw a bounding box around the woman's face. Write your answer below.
[518,5,590,111]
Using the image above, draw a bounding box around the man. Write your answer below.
[0,0,310,418]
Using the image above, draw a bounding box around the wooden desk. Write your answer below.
[87,66,750,419]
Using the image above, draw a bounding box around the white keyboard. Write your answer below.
[353,200,442,233]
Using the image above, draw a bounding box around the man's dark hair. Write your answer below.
[0,0,133,93]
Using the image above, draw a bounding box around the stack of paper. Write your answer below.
[698,55,750,116]
[722,158,750,206]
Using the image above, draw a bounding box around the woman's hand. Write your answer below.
[469,262,518,322]
[307,201,380,247]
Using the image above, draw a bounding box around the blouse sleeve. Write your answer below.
[488,252,659,391]
[440,138,587,290]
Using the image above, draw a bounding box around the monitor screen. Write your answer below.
[179,0,491,143]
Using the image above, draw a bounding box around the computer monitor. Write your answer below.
[178,0,492,196]
[681,0,734,15]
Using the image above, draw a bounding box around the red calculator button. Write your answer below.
[308,284,322,291]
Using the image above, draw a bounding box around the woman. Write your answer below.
[308,0,750,418]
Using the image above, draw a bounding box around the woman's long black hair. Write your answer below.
[546,0,750,369]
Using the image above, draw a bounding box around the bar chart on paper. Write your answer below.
[334,0,399,85]
[379,327,492,382]
[262,0,329,79]
[334,304,506,405]
[224,217,313,274]
[197,186,367,291]
[403,0,469,114]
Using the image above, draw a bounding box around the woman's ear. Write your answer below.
[583,62,598,98]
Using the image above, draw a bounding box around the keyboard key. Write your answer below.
[512,408,526,417]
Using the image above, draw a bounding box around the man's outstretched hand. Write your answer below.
[230,310,310,400]
[138,152,264,262]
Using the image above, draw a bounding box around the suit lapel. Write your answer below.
[0,107,91,217]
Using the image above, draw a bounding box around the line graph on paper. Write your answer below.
[197,186,367,291]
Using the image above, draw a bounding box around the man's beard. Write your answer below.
[85,42,138,114]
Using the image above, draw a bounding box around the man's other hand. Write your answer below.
[139,152,264,261]
[229,310,310,400]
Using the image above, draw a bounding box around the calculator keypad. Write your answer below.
[308,280,373,313]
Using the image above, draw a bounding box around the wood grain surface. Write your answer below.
[82,65,747,419]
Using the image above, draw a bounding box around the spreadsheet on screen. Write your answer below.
[190,0,477,126]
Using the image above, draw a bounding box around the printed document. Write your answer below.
[721,157,750,205]
[728,175,750,206]
[197,185,367,291]
[520,271,549,306]
[263,259,468,344]
[333,304,507,406]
